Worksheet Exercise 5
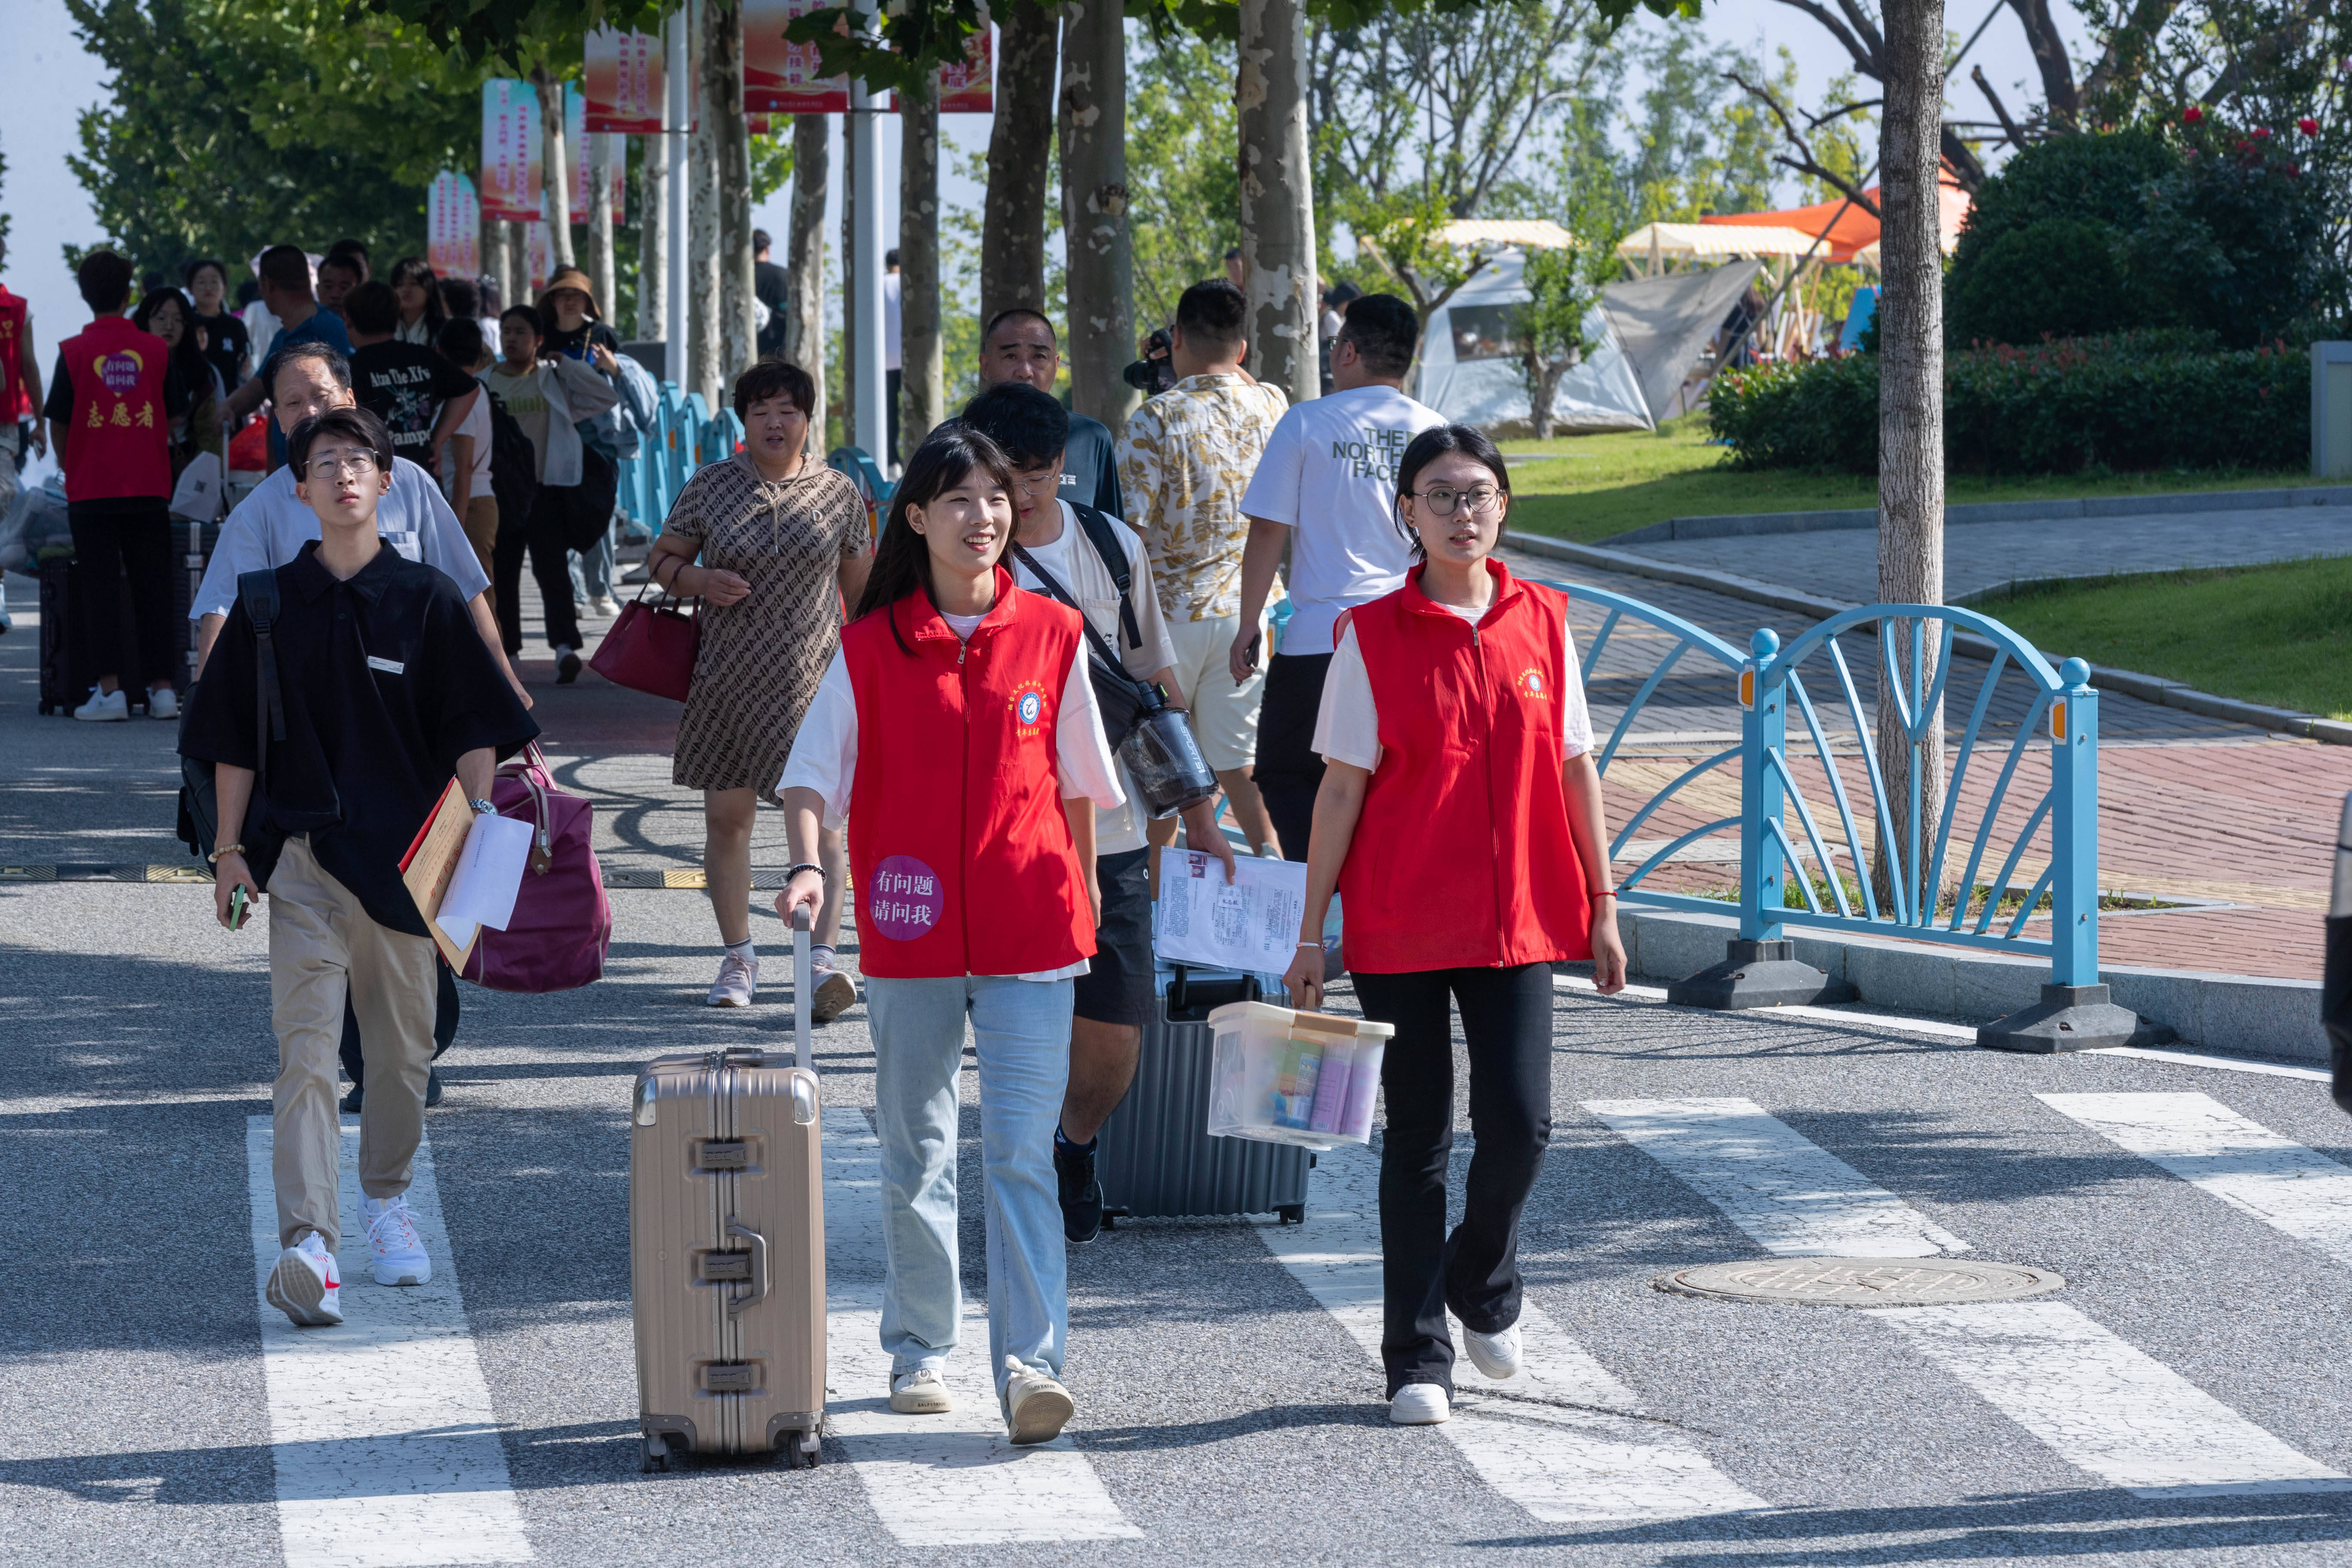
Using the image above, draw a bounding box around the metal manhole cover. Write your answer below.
[1656,1257,2065,1308]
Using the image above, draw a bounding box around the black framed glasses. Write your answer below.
[1411,484,1503,517]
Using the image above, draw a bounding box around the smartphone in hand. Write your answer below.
[229,885,250,931]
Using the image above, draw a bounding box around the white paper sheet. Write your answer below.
[1152,850,1310,972]
[432,813,533,950]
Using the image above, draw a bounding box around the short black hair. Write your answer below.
[438,276,481,321]
[753,227,773,252]
[437,317,485,365]
[982,307,1055,347]
[499,303,545,340]
[1326,280,1363,307]
[885,248,901,268]
[343,279,400,336]
[1175,279,1246,352]
[269,341,353,401]
[288,405,395,480]
[734,356,818,420]
[325,238,370,271]
[257,245,313,294]
[1338,292,1418,377]
[959,380,1069,469]
[183,257,229,289]
[1223,246,1243,261]
[317,253,365,283]
[76,250,136,313]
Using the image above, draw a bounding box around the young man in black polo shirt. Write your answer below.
[184,405,537,1327]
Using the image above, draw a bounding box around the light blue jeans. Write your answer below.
[567,514,616,602]
[867,974,1073,1393]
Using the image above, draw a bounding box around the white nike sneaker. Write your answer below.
[1000,1356,1074,1445]
[72,686,129,722]
[266,1231,343,1326]
[706,949,759,1007]
[1462,1321,1522,1381]
[1390,1384,1451,1424]
[363,1194,432,1286]
[889,1367,952,1414]
[147,686,180,720]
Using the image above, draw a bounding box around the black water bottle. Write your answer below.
[2328,793,2352,1115]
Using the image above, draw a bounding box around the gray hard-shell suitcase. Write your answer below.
[1096,962,1314,1226]
[630,910,826,1471]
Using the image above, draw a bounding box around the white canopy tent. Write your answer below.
[1615,222,1822,274]
[1412,249,1654,434]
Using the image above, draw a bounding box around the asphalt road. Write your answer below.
[5,874,2352,1566]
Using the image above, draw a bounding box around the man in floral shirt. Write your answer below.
[1116,279,1288,858]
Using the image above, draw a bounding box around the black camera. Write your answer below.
[1121,327,1176,395]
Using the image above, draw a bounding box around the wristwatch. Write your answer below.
[472,798,499,816]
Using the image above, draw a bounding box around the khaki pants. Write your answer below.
[460,495,499,607]
[268,835,438,1250]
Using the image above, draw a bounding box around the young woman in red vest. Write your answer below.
[1283,423,1627,1427]
[776,426,1124,1447]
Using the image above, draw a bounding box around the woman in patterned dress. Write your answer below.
[645,360,873,1010]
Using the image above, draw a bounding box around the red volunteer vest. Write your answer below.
[0,288,26,422]
[843,571,1096,979]
[1337,560,1591,972]
[60,315,172,502]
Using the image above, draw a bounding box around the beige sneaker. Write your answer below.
[889,1367,952,1414]
[1000,1356,1074,1445]
[811,964,857,1023]
[705,949,758,1007]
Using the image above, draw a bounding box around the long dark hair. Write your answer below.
[1393,423,1512,562]
[132,288,215,401]
[389,256,447,336]
[852,425,1016,653]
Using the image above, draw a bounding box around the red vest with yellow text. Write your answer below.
[61,315,172,502]
[1337,560,1591,972]
[0,288,27,422]
[843,572,1096,979]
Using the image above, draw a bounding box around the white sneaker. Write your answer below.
[363,1194,432,1286]
[72,686,129,722]
[1000,1356,1074,1445]
[147,686,180,720]
[811,963,857,1023]
[554,644,582,685]
[1462,1322,1522,1381]
[1390,1384,1451,1424]
[889,1367,952,1414]
[266,1231,343,1326]
[706,949,759,1007]
[588,594,621,618]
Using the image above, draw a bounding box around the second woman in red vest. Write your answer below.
[776,426,1125,1446]
[1283,423,1627,1427]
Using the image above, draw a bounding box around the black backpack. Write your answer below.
[482,386,540,521]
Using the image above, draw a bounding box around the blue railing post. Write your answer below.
[1739,626,1786,943]
[2048,656,2098,987]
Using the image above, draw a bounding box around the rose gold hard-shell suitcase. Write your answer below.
[631,911,825,1470]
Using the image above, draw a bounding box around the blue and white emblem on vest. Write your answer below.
[1017,690,1043,727]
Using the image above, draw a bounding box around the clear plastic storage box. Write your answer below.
[1204,1001,1395,1149]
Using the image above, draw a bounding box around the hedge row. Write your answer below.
[1707,334,2309,475]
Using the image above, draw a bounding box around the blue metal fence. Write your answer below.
[616,382,886,546]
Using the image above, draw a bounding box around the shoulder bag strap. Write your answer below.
[1067,502,1144,654]
[1006,542,1163,714]
[236,567,284,787]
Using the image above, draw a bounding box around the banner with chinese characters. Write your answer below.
[584,26,664,133]
[566,83,592,224]
[480,80,541,221]
[427,172,481,277]
[743,0,849,114]
[527,203,551,294]
[894,24,992,112]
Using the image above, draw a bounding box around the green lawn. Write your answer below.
[1499,417,2309,544]
[1975,557,2352,720]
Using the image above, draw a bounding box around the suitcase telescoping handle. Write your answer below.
[793,906,813,1074]
[723,1218,769,1318]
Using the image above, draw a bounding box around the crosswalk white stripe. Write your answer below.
[819,1116,1142,1544]
[1583,1097,1971,1258]
[2037,1091,2352,1267]
[1596,1097,2352,1500]
[1262,1142,1768,1522]
[245,1116,532,1568]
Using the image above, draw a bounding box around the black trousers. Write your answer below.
[68,502,176,689]
[341,959,459,1085]
[1353,962,1557,1396]
[1253,651,1331,863]
[493,487,582,655]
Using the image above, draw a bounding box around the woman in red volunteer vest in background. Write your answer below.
[775,426,1124,1447]
[1283,423,1628,1428]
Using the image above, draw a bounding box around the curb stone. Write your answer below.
[1605,483,2352,545]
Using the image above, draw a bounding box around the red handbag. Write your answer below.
[588,584,701,701]
[461,744,612,994]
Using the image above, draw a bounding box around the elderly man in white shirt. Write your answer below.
[190,340,527,708]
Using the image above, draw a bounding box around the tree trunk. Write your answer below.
[507,220,530,309]
[534,67,577,272]
[785,113,830,438]
[639,133,668,346]
[707,0,756,386]
[900,86,944,463]
[1237,0,1317,404]
[689,25,724,410]
[841,121,858,443]
[482,217,510,317]
[1873,0,1948,917]
[1059,0,1136,432]
[588,133,617,328]
[982,0,1060,328]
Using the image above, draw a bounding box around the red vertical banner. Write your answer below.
[428,172,481,277]
[480,80,542,221]
[585,26,665,133]
[744,0,850,114]
[936,24,993,112]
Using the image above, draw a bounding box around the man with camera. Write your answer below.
[1117,280,1287,860]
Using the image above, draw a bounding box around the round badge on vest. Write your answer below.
[868,854,945,941]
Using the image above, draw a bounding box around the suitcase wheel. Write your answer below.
[640,1436,671,1474]
[1276,1204,1306,1225]
[781,1429,821,1469]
